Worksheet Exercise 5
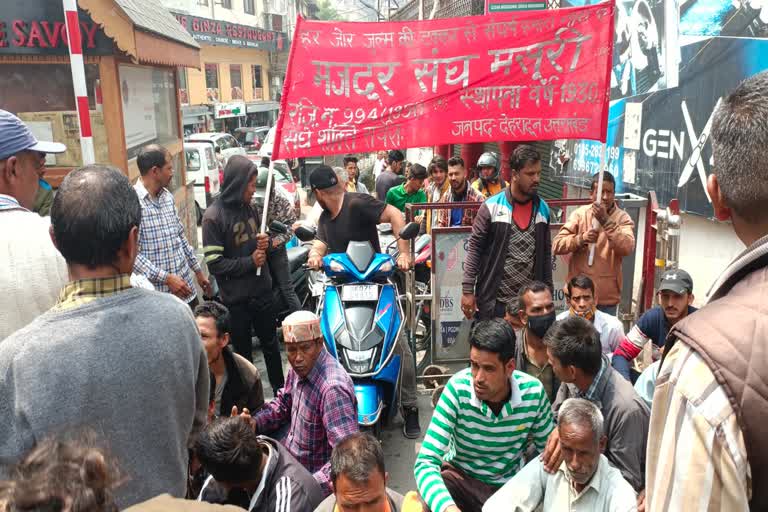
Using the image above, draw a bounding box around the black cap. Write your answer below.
[388,150,405,162]
[309,165,338,190]
[659,269,693,295]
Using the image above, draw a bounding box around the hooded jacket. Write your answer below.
[202,156,272,305]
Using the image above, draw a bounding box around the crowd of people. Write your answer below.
[0,71,767,512]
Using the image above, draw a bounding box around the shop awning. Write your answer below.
[246,101,280,114]
[79,0,200,69]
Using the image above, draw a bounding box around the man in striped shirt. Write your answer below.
[414,319,554,512]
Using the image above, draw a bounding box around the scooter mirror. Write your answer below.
[295,224,317,242]
[269,220,289,234]
[399,222,420,241]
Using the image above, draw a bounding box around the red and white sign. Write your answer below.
[273,3,615,159]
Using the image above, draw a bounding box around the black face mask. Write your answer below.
[527,310,557,339]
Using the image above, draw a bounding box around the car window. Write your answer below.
[216,137,228,149]
[256,130,268,143]
[223,135,238,149]
[185,150,202,172]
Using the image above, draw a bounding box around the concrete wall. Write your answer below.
[187,46,271,105]
[565,184,744,307]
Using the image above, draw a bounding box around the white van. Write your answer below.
[185,132,246,165]
[184,142,221,224]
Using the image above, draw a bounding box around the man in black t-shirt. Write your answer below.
[375,150,406,200]
[307,165,421,439]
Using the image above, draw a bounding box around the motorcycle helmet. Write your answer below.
[477,152,500,184]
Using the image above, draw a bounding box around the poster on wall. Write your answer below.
[563,0,679,100]
[120,65,157,150]
[433,229,472,362]
[560,37,768,217]
[680,0,768,37]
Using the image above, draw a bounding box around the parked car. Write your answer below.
[185,132,246,165]
[235,126,270,153]
[184,142,222,224]
[257,126,276,158]
[246,155,301,214]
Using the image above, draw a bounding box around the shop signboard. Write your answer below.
[119,65,157,150]
[215,101,246,119]
[486,0,547,13]
[171,12,286,52]
[0,3,113,55]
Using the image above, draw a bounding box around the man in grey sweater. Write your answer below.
[0,165,210,508]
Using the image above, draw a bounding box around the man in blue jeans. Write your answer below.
[612,268,697,381]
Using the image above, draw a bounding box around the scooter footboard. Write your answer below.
[355,383,384,426]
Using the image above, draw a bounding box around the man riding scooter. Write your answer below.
[471,152,508,199]
[306,165,422,439]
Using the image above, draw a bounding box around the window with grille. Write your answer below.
[252,65,263,100]
[205,63,220,102]
[244,0,255,14]
[230,65,243,99]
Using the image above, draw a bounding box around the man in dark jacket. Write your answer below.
[462,145,553,320]
[195,417,323,511]
[194,301,265,419]
[202,155,284,394]
[542,316,649,493]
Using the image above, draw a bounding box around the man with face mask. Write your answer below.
[557,275,626,355]
[483,398,636,512]
[471,152,508,199]
[462,145,553,321]
[511,281,559,403]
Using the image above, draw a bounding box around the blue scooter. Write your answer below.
[296,222,420,436]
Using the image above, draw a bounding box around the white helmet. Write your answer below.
[477,152,500,184]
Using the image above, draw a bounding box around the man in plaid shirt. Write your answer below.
[133,145,210,307]
[249,310,358,496]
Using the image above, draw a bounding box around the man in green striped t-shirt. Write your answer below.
[414,319,554,512]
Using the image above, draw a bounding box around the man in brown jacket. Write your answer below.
[552,171,635,315]
[645,70,768,511]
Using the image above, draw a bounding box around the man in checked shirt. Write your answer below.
[133,145,211,308]
[240,310,358,497]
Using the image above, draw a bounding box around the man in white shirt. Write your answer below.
[0,109,67,340]
[483,398,636,512]
[557,274,625,354]
[373,150,387,181]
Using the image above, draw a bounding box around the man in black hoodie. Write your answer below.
[202,155,285,394]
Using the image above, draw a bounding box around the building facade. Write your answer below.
[0,0,202,244]
[165,0,288,134]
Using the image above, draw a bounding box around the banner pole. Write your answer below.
[256,160,275,277]
[588,143,606,267]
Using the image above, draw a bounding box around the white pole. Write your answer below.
[588,143,606,267]
[63,0,95,165]
[256,160,275,276]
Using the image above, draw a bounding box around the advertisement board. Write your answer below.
[119,65,157,150]
[431,226,570,363]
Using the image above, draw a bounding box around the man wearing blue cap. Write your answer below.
[0,109,68,340]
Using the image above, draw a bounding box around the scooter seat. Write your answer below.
[286,245,310,273]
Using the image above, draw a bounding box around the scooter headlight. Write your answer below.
[346,348,374,362]
[329,260,345,272]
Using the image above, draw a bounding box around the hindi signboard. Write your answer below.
[273,3,615,159]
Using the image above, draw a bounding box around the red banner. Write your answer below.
[273,3,615,159]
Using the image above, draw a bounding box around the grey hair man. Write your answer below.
[315,432,424,512]
[484,398,636,512]
[645,71,768,510]
[0,165,209,507]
